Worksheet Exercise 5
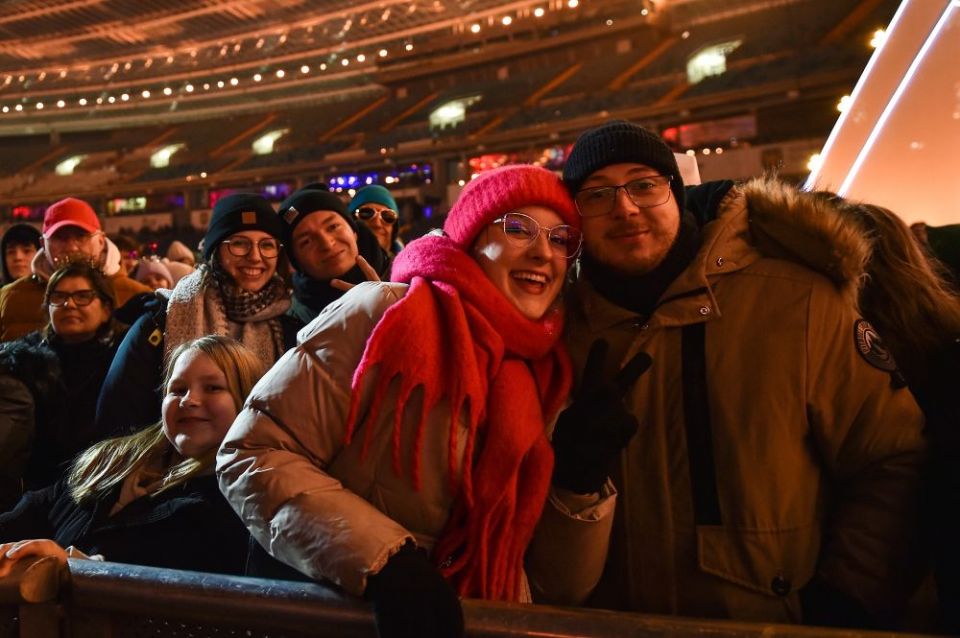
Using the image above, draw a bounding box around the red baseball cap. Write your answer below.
[43,197,101,237]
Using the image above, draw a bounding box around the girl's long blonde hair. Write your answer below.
[836,200,960,384]
[68,335,265,504]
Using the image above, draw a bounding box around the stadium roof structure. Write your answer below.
[0,0,903,207]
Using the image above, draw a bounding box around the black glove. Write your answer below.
[365,543,464,638]
[800,577,882,629]
[552,339,652,494]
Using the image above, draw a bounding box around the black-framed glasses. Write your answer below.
[354,206,399,225]
[221,237,282,258]
[48,289,99,307]
[492,212,582,259]
[574,175,673,218]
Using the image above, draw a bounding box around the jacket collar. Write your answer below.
[571,186,760,330]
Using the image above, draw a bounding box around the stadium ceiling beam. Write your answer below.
[820,0,884,44]
[0,0,107,27]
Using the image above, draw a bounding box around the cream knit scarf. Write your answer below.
[163,265,290,367]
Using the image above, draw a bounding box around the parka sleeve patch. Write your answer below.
[853,320,906,388]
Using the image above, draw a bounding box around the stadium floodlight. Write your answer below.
[252,129,288,155]
[151,144,185,168]
[56,155,85,175]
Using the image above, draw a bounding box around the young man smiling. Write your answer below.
[277,184,390,327]
[560,120,925,628]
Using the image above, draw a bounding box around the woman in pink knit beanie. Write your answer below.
[218,165,611,638]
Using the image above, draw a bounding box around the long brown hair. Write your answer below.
[835,200,960,383]
[67,335,265,504]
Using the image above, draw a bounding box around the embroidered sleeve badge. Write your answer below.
[853,319,898,372]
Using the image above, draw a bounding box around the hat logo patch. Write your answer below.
[853,319,897,372]
[282,206,300,224]
[241,211,258,224]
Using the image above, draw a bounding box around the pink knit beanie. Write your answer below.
[443,165,578,249]
[135,258,173,286]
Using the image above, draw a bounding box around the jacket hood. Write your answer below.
[739,176,870,305]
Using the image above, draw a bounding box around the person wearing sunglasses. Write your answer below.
[219,165,620,638]
[560,120,925,628]
[94,193,297,437]
[0,262,128,509]
[348,185,405,257]
[0,198,150,342]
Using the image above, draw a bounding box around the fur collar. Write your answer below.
[0,332,62,397]
[737,177,870,306]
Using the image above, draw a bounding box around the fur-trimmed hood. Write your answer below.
[0,331,62,400]
[733,177,871,305]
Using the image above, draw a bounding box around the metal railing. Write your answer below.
[0,558,941,638]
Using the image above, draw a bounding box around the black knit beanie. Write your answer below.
[277,187,353,270]
[203,193,284,260]
[563,120,685,212]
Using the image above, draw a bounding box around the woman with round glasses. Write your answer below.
[95,193,296,435]
[0,262,127,509]
[219,165,613,638]
[348,185,405,256]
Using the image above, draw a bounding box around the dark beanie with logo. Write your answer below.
[203,193,284,260]
[277,186,354,271]
[562,120,685,212]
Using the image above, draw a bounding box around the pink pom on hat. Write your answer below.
[443,165,578,249]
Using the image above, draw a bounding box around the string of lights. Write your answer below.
[0,0,605,117]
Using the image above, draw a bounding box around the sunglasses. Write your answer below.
[354,206,399,225]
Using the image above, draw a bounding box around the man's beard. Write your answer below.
[51,250,99,269]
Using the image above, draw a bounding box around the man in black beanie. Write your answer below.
[276,185,390,327]
[554,120,924,628]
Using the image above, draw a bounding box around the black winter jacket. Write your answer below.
[0,328,124,509]
[0,474,248,576]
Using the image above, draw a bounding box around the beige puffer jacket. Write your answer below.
[217,281,615,603]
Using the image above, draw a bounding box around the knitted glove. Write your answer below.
[365,543,464,638]
[552,339,652,494]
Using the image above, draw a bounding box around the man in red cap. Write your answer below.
[0,197,150,341]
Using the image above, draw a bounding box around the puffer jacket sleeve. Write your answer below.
[217,282,414,597]
[526,482,616,605]
[804,281,926,623]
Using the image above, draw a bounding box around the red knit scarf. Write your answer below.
[344,234,572,601]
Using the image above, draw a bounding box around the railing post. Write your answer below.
[0,556,67,638]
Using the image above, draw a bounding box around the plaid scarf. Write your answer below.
[210,258,288,322]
